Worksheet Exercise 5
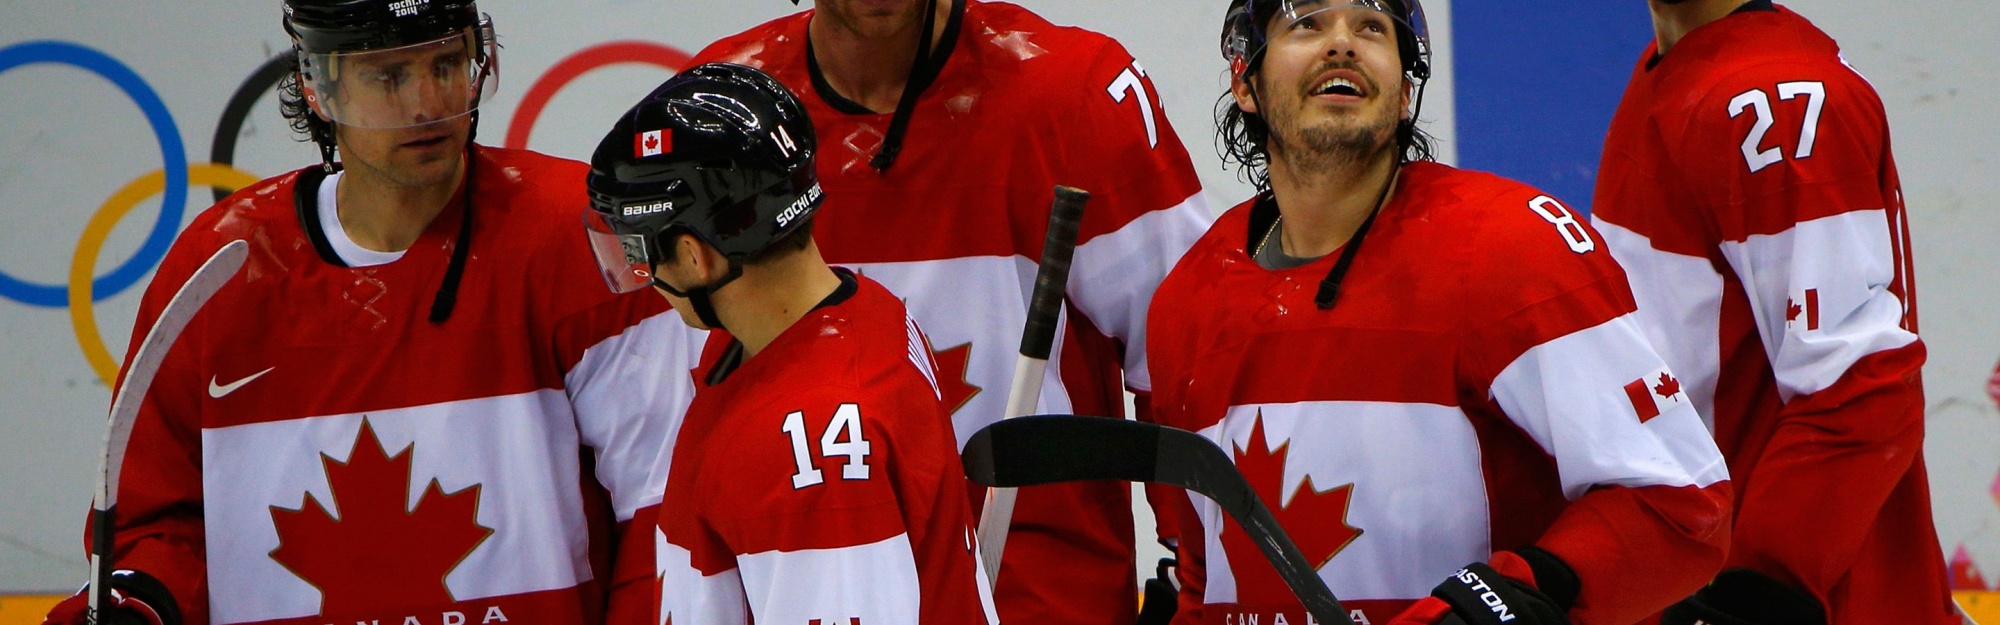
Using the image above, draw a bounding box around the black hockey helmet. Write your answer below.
[1223,0,1431,82]
[583,62,823,296]
[285,0,481,54]
[284,0,498,130]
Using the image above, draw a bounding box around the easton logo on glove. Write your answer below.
[1430,560,1568,625]
[1452,567,1517,621]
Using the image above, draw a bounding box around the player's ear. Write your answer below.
[1231,72,1260,115]
[675,234,730,282]
[1400,76,1413,121]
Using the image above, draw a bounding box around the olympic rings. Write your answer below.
[70,164,263,386]
[0,41,187,307]
[503,41,691,150]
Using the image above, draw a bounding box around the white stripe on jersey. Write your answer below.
[1593,220,1726,431]
[201,392,589,624]
[567,310,707,522]
[1191,401,1488,603]
[657,530,750,625]
[1489,314,1729,498]
[737,534,923,625]
[1066,191,1214,393]
[840,256,1074,448]
[1716,209,1918,400]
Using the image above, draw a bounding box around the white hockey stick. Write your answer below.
[975,187,1088,589]
[90,239,248,620]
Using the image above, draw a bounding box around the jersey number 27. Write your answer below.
[1729,81,1826,173]
[783,403,873,489]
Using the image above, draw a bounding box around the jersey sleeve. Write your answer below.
[97,227,229,625]
[1681,61,1924,598]
[1048,38,1213,394]
[537,219,702,625]
[1458,189,1732,624]
[702,386,934,624]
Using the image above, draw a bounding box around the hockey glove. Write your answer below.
[1136,557,1179,625]
[1660,568,1826,625]
[1387,548,1578,625]
[42,570,181,625]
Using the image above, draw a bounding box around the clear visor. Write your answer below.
[299,21,499,130]
[582,210,656,294]
[1258,0,1429,62]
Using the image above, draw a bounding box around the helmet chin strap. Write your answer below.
[653,262,745,331]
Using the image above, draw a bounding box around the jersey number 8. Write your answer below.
[783,403,873,489]
[1528,195,1595,254]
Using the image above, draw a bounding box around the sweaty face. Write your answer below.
[1241,6,1409,167]
[814,0,929,39]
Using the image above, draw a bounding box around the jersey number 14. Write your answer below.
[783,403,873,489]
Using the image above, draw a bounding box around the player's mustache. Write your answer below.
[1298,59,1380,98]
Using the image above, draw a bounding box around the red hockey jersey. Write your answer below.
[100,146,701,625]
[1150,162,1732,625]
[654,272,996,625]
[1591,5,1953,623]
[682,2,1213,621]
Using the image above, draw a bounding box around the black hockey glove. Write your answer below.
[1388,547,1578,625]
[1136,557,1179,625]
[1661,568,1826,625]
[42,569,183,625]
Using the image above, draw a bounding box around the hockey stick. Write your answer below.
[90,239,249,622]
[963,415,1356,625]
[974,186,1090,588]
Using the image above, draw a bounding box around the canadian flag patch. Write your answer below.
[636,129,666,157]
[1622,367,1687,423]
[1786,288,1821,331]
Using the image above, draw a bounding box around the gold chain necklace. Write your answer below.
[1253,215,1282,259]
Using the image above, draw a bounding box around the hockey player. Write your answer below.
[680,1,1215,621]
[580,63,997,625]
[1146,1,1734,624]
[43,2,697,624]
[1591,1,1954,623]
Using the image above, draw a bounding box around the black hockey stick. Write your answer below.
[975,185,1090,587]
[91,240,248,622]
[963,415,1356,625]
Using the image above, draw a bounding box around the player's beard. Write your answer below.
[1264,62,1400,178]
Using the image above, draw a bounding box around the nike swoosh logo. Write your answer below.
[208,367,275,398]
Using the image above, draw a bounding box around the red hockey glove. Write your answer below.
[1661,568,1825,625]
[42,570,180,625]
[1387,548,1578,625]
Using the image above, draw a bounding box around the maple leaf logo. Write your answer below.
[929,342,982,416]
[1653,373,1682,399]
[1218,411,1361,608]
[1787,299,1802,322]
[269,420,492,616]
